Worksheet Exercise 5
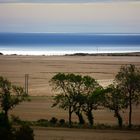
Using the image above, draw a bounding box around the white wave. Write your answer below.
[0,45,140,56]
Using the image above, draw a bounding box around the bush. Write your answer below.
[0,113,34,140]
[11,115,22,124]
[14,124,34,140]
[36,119,48,127]
[37,119,48,123]
[59,119,65,126]
[0,128,14,140]
[49,117,58,125]
[0,112,14,140]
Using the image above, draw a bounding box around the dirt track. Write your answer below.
[34,127,140,140]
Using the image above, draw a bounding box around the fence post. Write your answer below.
[25,74,29,94]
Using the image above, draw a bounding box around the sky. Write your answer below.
[0,0,140,33]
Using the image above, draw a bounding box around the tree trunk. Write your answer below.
[87,110,93,126]
[75,111,85,124]
[129,91,132,128]
[69,106,72,127]
[4,109,8,122]
[114,110,123,128]
[3,109,10,129]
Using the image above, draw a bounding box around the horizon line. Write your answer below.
[0,0,140,4]
[0,32,140,35]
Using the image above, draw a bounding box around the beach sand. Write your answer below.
[0,55,140,96]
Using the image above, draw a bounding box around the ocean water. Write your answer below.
[0,33,140,55]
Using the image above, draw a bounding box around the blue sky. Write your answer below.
[0,0,140,33]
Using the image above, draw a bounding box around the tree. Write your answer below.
[50,73,103,127]
[0,76,29,121]
[50,73,84,127]
[81,76,103,126]
[104,84,126,128]
[73,92,85,125]
[0,76,32,140]
[115,64,140,128]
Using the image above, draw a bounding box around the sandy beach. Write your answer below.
[0,55,140,96]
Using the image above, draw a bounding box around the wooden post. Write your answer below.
[25,74,29,94]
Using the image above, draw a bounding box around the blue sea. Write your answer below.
[0,33,140,55]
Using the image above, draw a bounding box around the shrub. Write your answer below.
[36,119,48,127]
[59,119,65,126]
[37,119,48,123]
[50,117,58,125]
[11,115,22,125]
[14,124,34,140]
[0,112,14,140]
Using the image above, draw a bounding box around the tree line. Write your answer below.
[50,64,140,128]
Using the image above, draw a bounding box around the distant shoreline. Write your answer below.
[1,52,140,57]
[65,52,140,56]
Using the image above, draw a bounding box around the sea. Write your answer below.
[0,33,140,55]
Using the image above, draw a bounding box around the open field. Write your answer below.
[34,127,140,140]
[0,55,140,96]
[10,96,140,125]
[0,55,140,140]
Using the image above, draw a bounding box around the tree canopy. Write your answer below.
[0,76,29,119]
[50,73,103,126]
